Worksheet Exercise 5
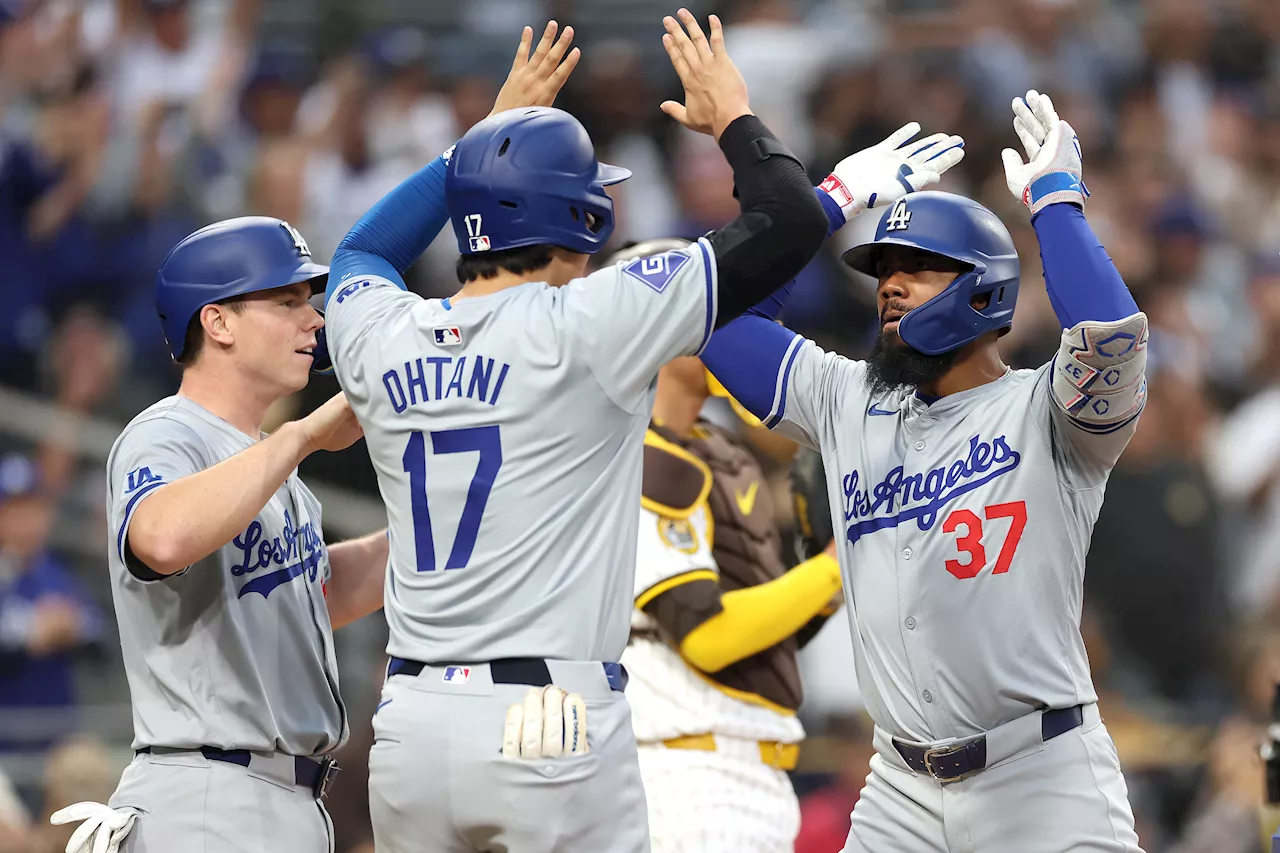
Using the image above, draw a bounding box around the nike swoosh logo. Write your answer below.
[735,481,760,516]
[868,404,897,416]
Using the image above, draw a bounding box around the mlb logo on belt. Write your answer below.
[434,326,463,346]
[442,666,471,684]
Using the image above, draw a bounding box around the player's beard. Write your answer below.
[865,329,961,397]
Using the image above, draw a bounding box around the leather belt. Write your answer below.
[892,704,1085,782]
[387,656,629,692]
[136,746,340,800]
[659,733,800,771]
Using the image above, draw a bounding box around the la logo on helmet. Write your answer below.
[280,221,312,257]
[885,198,912,232]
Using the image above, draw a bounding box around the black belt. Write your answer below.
[136,746,340,800]
[893,704,1084,782]
[387,656,629,692]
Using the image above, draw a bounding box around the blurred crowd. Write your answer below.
[1,0,1280,850]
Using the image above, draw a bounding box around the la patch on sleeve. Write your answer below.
[622,250,690,294]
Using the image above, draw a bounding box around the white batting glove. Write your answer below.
[502,686,589,759]
[818,122,965,224]
[50,802,140,853]
[1001,89,1089,215]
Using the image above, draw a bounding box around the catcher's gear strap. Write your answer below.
[677,552,841,674]
[708,116,828,326]
[643,575,723,646]
[642,430,712,519]
[1050,311,1148,431]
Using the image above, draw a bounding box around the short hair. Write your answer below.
[176,297,245,367]
[455,244,556,284]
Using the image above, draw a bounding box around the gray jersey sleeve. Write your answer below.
[771,337,868,450]
[561,237,718,413]
[108,418,208,577]
[325,276,421,376]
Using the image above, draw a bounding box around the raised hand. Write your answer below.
[490,21,580,118]
[1000,89,1088,215]
[659,9,751,140]
[819,123,966,224]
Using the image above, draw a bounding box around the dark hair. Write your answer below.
[455,244,556,284]
[176,297,244,367]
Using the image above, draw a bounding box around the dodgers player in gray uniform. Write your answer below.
[702,91,1147,852]
[313,11,886,852]
[52,218,391,853]
[49,32,595,853]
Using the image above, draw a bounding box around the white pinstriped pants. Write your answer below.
[638,741,800,853]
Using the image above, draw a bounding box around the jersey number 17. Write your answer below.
[401,426,502,571]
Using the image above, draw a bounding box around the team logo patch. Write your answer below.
[884,197,912,232]
[434,326,463,346]
[657,517,698,554]
[335,278,373,304]
[622,250,690,294]
[442,666,471,684]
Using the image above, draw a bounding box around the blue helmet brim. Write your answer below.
[289,260,330,294]
[597,162,631,186]
[841,236,969,279]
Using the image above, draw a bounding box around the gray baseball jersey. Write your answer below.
[105,395,346,755]
[325,239,717,664]
[758,313,1148,743]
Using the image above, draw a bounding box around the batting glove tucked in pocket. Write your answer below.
[50,802,141,853]
[502,686,589,759]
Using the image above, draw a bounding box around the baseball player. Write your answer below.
[45,216,392,853]
[700,90,1147,852]
[316,11,854,853]
[611,109,967,853]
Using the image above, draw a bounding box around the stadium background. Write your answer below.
[0,0,1278,849]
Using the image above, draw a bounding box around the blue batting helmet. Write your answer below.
[842,192,1019,356]
[156,217,329,361]
[445,107,631,256]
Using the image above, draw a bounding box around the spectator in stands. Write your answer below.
[0,453,102,760]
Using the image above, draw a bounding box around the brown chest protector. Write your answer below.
[650,422,804,712]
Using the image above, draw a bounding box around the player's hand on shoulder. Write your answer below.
[489,21,580,118]
[660,9,751,140]
[502,686,589,760]
[298,392,363,455]
[1000,89,1088,216]
[818,123,965,224]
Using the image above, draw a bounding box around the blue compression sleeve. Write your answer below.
[750,188,845,322]
[326,153,451,304]
[701,314,800,423]
[1033,203,1138,327]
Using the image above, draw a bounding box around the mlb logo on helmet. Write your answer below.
[442,666,471,684]
[622,250,690,294]
[433,326,463,346]
[464,213,490,252]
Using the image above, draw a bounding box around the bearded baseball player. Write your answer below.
[318,12,840,853]
[45,216,389,853]
[701,90,1147,852]
[604,119,965,853]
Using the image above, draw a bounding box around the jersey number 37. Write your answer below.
[402,426,502,571]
